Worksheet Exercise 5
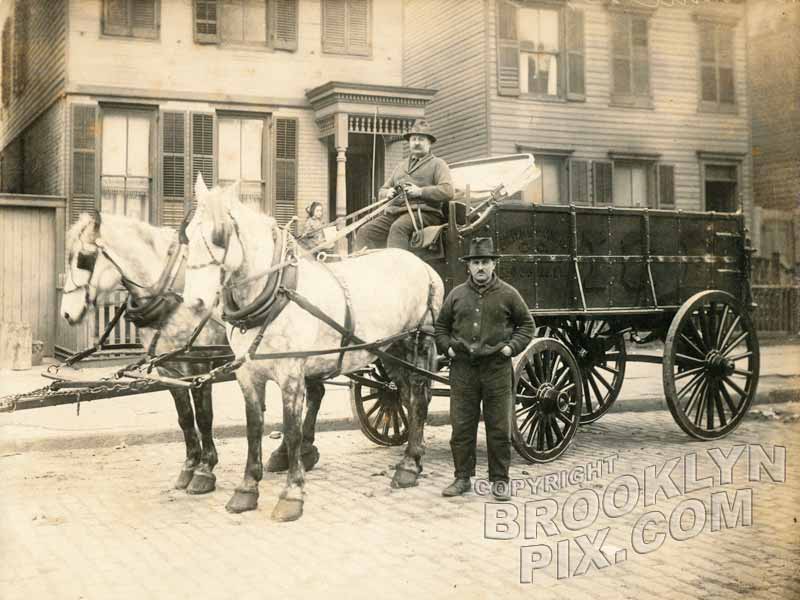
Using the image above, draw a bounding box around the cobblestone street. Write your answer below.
[2,405,798,600]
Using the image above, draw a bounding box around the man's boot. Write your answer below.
[442,478,471,497]
[491,480,511,502]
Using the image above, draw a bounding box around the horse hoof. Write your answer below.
[271,498,304,522]
[187,470,216,495]
[225,489,259,514]
[265,446,320,473]
[391,467,420,489]
[174,469,194,490]
[303,446,320,472]
[265,449,288,473]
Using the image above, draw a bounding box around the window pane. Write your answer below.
[542,159,560,204]
[699,23,715,62]
[633,58,649,94]
[631,165,647,207]
[240,118,263,180]
[218,118,242,180]
[101,113,127,176]
[701,66,717,101]
[613,58,631,94]
[706,165,736,181]
[612,15,629,56]
[127,113,150,177]
[719,67,735,103]
[613,165,632,206]
[539,9,559,52]
[718,27,734,65]
[518,8,539,45]
[520,52,533,94]
[632,18,647,49]
[221,1,244,42]
[527,53,558,95]
[244,0,266,42]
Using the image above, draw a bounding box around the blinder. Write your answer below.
[76,251,98,272]
[211,222,230,248]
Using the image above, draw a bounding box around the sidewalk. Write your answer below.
[0,339,797,452]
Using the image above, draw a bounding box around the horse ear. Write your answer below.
[195,172,208,198]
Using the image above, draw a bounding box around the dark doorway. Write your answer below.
[328,133,385,218]
[704,164,738,212]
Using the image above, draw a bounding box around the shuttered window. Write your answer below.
[274,118,297,226]
[322,0,371,57]
[103,0,160,38]
[569,159,590,205]
[496,1,584,101]
[161,111,188,227]
[13,0,28,97]
[593,161,613,205]
[191,113,215,205]
[612,161,652,208]
[1,20,10,108]
[71,105,98,223]
[194,0,297,50]
[657,164,675,208]
[610,12,652,106]
[699,21,736,109]
[271,0,298,50]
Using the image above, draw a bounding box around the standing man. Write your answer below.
[435,238,534,501]
[355,119,453,251]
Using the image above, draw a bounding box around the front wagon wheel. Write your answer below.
[349,361,409,446]
[663,290,760,440]
[512,338,582,463]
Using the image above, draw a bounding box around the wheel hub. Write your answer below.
[536,383,570,414]
[705,350,735,377]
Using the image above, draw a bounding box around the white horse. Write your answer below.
[61,212,229,494]
[182,176,444,521]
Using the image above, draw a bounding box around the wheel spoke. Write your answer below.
[372,403,386,429]
[699,307,712,351]
[588,374,604,406]
[722,375,747,398]
[553,365,570,388]
[674,365,706,381]
[550,418,564,443]
[716,304,730,348]
[549,355,564,383]
[555,410,572,427]
[365,399,382,418]
[713,381,727,427]
[706,379,715,430]
[718,315,742,353]
[727,351,753,362]
[688,317,708,353]
[519,376,537,394]
[361,392,379,402]
[537,415,546,450]
[679,333,706,358]
[722,330,749,357]
[692,381,708,426]
[526,414,541,446]
[682,376,704,415]
[591,367,613,393]
[596,363,620,375]
[676,353,705,367]
[561,382,576,395]
[582,379,593,414]
[677,370,706,401]
[719,380,739,414]
[732,368,752,377]
[544,416,555,449]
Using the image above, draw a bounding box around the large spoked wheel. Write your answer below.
[512,338,583,463]
[663,290,760,440]
[349,361,409,446]
[544,320,626,424]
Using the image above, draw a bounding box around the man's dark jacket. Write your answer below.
[435,274,534,360]
[378,153,453,216]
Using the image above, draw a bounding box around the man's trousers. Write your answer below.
[449,354,514,482]
[354,211,444,251]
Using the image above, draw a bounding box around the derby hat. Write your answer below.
[403,119,437,144]
[460,237,500,261]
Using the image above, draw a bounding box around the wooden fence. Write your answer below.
[752,285,800,334]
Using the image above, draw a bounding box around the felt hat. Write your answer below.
[460,237,500,261]
[403,119,437,144]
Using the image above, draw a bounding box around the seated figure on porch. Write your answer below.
[355,119,454,251]
[300,201,327,251]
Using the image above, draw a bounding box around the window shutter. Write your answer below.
[71,105,98,223]
[191,112,215,206]
[658,164,675,208]
[566,6,585,99]
[104,0,130,36]
[347,0,370,56]
[161,111,188,228]
[13,0,28,97]
[132,0,158,36]
[271,0,298,51]
[323,0,346,53]
[631,17,649,95]
[611,14,631,95]
[569,159,589,205]
[274,118,297,227]
[496,0,520,97]
[194,0,219,43]
[717,26,735,104]
[593,161,613,205]
[1,20,11,108]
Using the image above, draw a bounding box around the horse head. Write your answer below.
[184,173,281,318]
[61,211,124,324]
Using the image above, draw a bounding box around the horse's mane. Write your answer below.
[205,184,279,242]
[66,212,176,260]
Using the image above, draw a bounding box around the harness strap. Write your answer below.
[124,238,186,329]
[315,261,356,376]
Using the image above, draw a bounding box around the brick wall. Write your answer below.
[22,99,65,196]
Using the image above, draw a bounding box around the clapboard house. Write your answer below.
[404,0,752,216]
[0,0,434,357]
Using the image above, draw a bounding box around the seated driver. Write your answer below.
[355,119,453,251]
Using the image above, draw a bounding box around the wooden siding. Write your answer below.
[403,0,489,163]
[0,195,65,356]
[67,0,404,102]
[484,1,752,214]
[0,0,67,150]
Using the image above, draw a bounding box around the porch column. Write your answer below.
[334,113,349,253]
